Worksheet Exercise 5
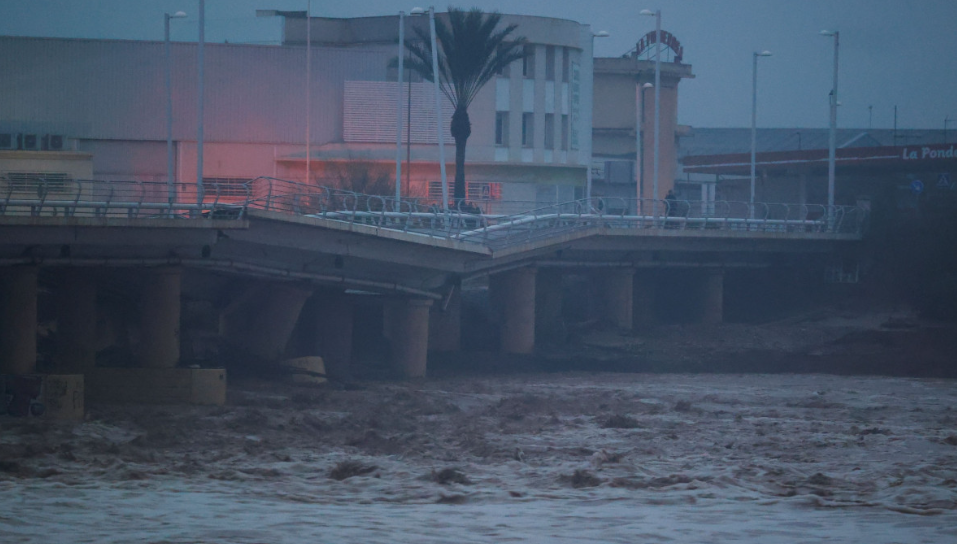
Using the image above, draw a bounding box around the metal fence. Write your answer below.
[1,176,867,249]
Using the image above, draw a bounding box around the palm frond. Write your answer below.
[402,7,528,110]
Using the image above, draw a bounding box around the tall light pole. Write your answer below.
[750,50,771,219]
[257,6,312,184]
[640,8,661,214]
[408,8,425,199]
[305,0,311,185]
[639,82,652,213]
[821,30,839,228]
[196,0,205,208]
[586,30,609,203]
[428,6,448,211]
[395,10,406,205]
[165,10,187,206]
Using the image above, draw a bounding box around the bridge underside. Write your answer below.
[1,208,856,413]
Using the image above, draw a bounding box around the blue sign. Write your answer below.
[910,180,924,194]
[938,173,952,188]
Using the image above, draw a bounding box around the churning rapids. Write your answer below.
[2,373,956,543]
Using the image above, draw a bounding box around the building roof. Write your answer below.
[679,128,953,159]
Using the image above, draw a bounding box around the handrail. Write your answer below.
[0,177,868,247]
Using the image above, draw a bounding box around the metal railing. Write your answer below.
[1,176,867,249]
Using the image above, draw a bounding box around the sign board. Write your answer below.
[910,179,924,194]
[938,173,952,188]
[635,30,684,63]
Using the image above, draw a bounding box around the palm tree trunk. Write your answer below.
[451,107,471,204]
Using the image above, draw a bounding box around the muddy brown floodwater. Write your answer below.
[2,370,957,543]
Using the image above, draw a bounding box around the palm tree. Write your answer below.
[404,8,527,204]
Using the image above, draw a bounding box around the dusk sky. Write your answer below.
[2,0,954,131]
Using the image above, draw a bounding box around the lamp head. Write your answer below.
[642,82,654,88]
[594,30,610,38]
[756,50,772,57]
[410,7,425,15]
[168,11,187,19]
[820,30,836,36]
[640,9,656,16]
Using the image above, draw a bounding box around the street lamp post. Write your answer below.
[640,9,661,216]
[257,6,312,185]
[639,82,653,213]
[165,10,187,206]
[821,30,839,228]
[395,10,406,205]
[305,0,311,185]
[750,50,772,219]
[428,6,448,212]
[196,0,205,208]
[586,30,609,203]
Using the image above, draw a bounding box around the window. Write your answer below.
[522,45,535,78]
[562,48,570,83]
[561,114,569,150]
[544,114,554,150]
[428,181,501,201]
[522,113,534,147]
[545,46,555,81]
[495,112,509,146]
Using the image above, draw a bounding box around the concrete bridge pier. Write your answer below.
[596,269,635,330]
[388,298,433,378]
[315,290,355,380]
[429,279,461,353]
[633,270,658,328]
[701,270,724,324]
[535,269,564,342]
[55,271,98,373]
[222,282,313,366]
[0,266,38,375]
[491,267,537,354]
[138,267,183,368]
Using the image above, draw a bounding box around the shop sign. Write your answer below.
[901,145,956,160]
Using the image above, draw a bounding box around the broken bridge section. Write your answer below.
[0,178,866,413]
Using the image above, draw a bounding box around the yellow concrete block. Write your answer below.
[39,374,84,420]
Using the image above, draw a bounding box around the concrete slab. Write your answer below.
[87,368,226,406]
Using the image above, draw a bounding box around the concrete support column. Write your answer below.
[597,269,634,330]
[491,267,537,354]
[0,267,38,375]
[633,270,657,328]
[56,271,97,373]
[390,298,433,378]
[139,267,182,368]
[535,269,564,343]
[243,284,312,363]
[701,270,724,324]
[429,281,461,352]
[316,290,354,380]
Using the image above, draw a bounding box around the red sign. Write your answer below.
[635,30,684,63]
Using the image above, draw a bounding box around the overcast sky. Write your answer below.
[2,0,955,130]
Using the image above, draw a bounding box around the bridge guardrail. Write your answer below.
[1,176,867,248]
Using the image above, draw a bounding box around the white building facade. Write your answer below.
[0,13,596,212]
